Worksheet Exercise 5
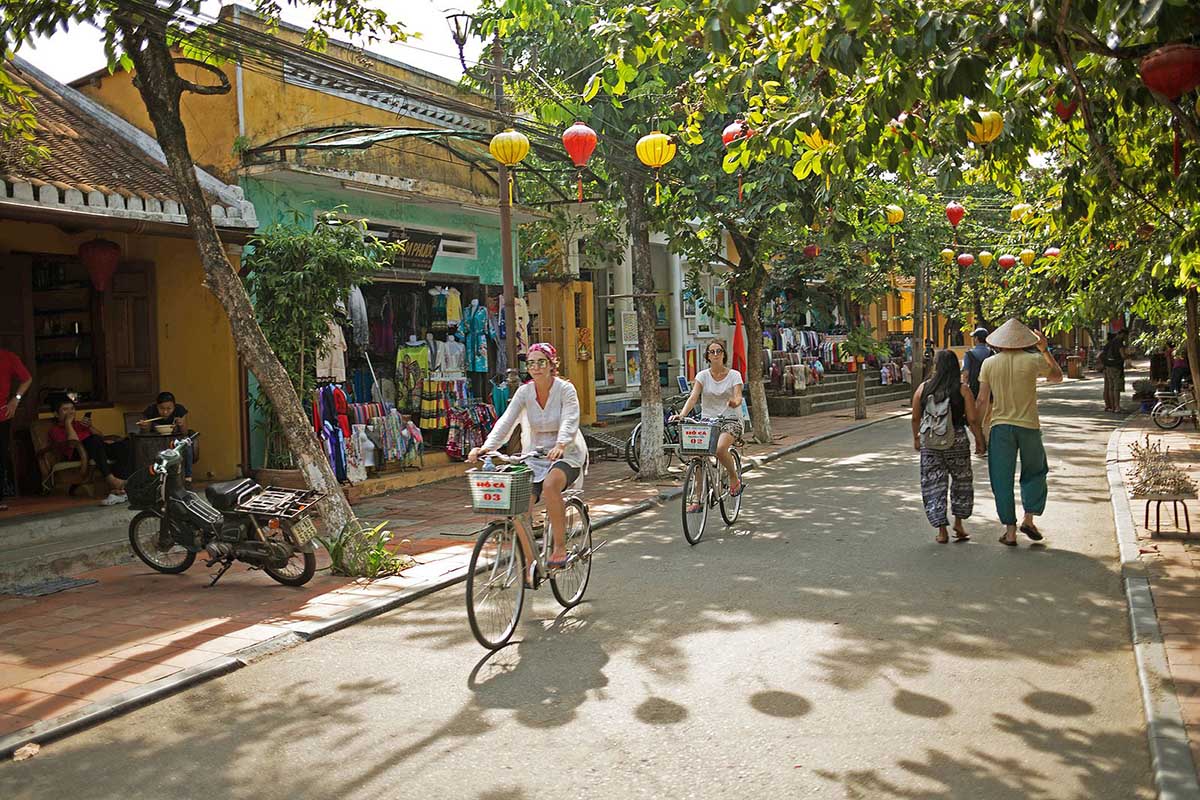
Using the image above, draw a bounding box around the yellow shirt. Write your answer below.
[979,350,1052,430]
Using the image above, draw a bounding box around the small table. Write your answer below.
[1137,493,1196,534]
[128,432,178,473]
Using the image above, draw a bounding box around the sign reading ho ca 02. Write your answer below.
[388,229,442,271]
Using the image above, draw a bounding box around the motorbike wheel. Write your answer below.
[262,521,317,587]
[1153,403,1184,430]
[128,510,195,574]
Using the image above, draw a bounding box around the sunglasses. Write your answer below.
[706,349,725,356]
[528,358,551,367]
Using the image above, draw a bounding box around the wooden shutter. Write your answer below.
[104,260,159,403]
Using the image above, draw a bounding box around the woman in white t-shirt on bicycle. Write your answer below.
[671,339,745,507]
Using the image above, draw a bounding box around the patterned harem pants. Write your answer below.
[920,428,974,528]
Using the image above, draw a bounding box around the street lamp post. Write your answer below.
[447,10,521,398]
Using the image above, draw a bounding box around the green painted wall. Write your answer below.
[241,177,507,284]
[241,176,515,470]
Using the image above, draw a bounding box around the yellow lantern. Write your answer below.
[966,110,1003,145]
[1020,248,1036,266]
[979,250,994,268]
[940,248,955,264]
[489,128,530,204]
[489,128,530,166]
[636,131,677,204]
[1010,202,1033,222]
[885,205,904,225]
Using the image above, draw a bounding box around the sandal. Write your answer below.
[953,524,970,542]
[998,533,1018,547]
[1019,523,1044,541]
[686,503,703,514]
[729,480,745,498]
[935,531,949,544]
[547,555,571,569]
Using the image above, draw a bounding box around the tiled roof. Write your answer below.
[0,59,255,228]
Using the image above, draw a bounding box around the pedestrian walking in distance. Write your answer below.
[976,319,1065,546]
[912,349,986,544]
[1100,330,1129,412]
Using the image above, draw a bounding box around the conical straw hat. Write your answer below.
[986,318,1038,349]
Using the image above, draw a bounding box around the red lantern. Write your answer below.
[562,121,598,203]
[1139,44,1200,178]
[1140,44,1200,99]
[721,118,755,202]
[956,252,975,268]
[945,201,965,228]
[803,244,820,259]
[1053,98,1078,122]
[997,253,1017,270]
[78,238,121,292]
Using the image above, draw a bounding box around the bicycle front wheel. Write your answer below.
[1153,403,1184,430]
[682,459,709,545]
[550,498,593,608]
[466,521,526,650]
[720,449,743,525]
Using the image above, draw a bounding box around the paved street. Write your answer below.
[0,378,1153,798]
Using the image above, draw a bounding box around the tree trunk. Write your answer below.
[1187,288,1200,423]
[120,22,354,534]
[854,366,867,420]
[741,288,772,444]
[623,175,666,478]
[912,259,925,388]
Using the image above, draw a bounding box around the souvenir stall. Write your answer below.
[309,264,527,481]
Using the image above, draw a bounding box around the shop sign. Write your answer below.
[389,229,442,271]
[891,274,916,291]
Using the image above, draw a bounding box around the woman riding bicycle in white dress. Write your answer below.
[467,343,588,569]
[672,339,745,510]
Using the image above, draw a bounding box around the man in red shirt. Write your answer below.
[47,395,130,505]
[0,348,32,511]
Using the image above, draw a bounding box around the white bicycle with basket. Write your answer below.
[676,418,743,545]
[464,450,603,649]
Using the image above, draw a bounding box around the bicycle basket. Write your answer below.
[678,421,721,456]
[467,466,534,515]
[124,464,163,510]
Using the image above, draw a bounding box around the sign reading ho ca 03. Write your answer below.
[388,229,442,271]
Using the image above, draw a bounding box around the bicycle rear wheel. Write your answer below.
[720,449,743,525]
[682,459,709,545]
[550,498,593,608]
[466,521,526,650]
[625,423,642,473]
[1153,403,1184,430]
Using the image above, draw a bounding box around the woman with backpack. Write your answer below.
[911,349,987,544]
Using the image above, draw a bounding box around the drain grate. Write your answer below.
[3,576,98,597]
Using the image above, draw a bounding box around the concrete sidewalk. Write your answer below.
[1110,412,1200,795]
[0,399,911,754]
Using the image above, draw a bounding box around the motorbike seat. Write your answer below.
[205,479,262,512]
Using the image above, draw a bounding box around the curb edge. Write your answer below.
[1106,421,1200,799]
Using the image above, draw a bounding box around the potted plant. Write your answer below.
[1132,379,1158,413]
[243,210,399,485]
[843,325,893,420]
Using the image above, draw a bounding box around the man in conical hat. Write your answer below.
[976,318,1064,546]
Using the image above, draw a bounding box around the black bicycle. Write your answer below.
[626,393,692,473]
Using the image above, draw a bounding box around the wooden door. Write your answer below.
[104,260,159,403]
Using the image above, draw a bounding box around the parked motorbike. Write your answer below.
[625,393,695,473]
[124,434,324,587]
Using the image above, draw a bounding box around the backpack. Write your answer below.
[919,389,956,450]
[962,349,986,397]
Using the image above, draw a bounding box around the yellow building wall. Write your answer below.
[74,12,496,198]
[0,220,243,480]
[74,62,241,182]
